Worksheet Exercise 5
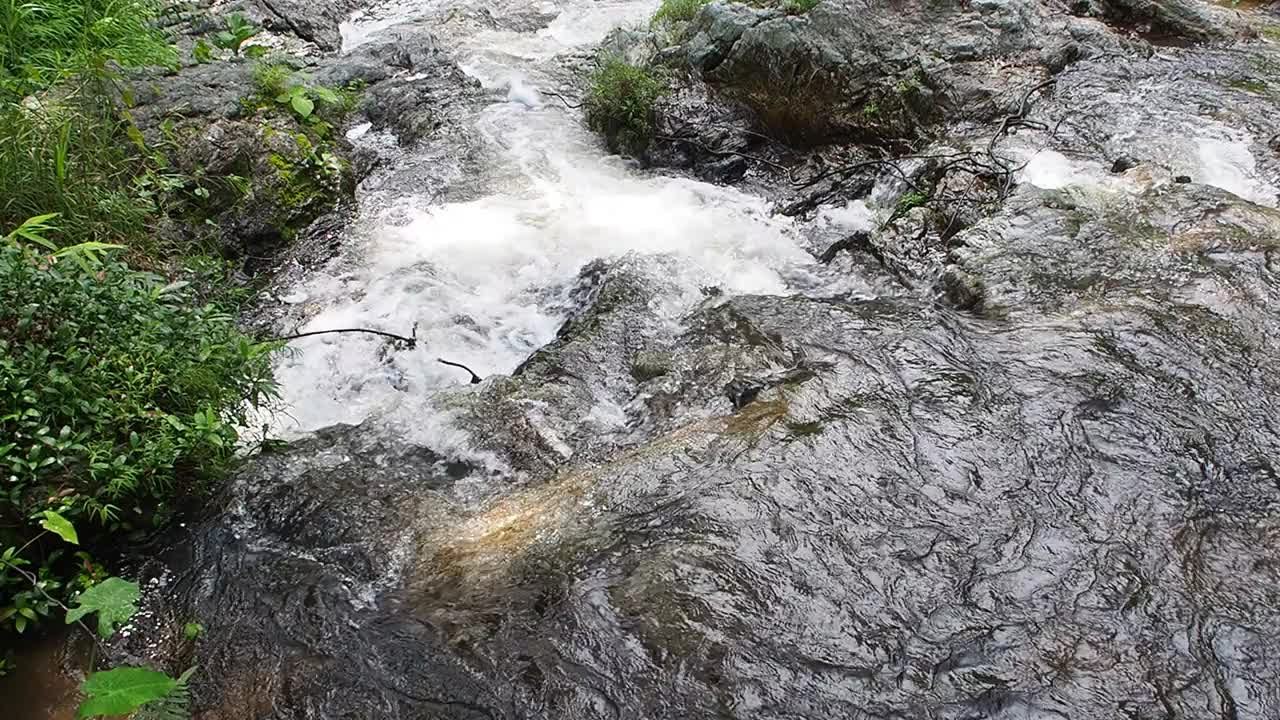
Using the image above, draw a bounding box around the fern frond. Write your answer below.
[134,666,195,720]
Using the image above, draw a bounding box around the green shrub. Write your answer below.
[0,0,176,96]
[584,56,668,157]
[251,63,359,123]
[0,231,278,633]
[651,0,710,27]
[212,13,261,56]
[782,0,820,13]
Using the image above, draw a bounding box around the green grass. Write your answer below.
[0,82,153,249]
[0,0,176,97]
[584,55,668,157]
[651,0,711,27]
[0,0,178,256]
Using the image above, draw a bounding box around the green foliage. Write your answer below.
[0,545,62,632]
[584,55,668,157]
[77,666,177,719]
[0,234,279,628]
[897,191,928,214]
[64,577,139,637]
[133,666,196,720]
[0,84,155,248]
[211,13,260,56]
[4,512,197,716]
[192,39,214,64]
[0,0,176,96]
[782,0,820,13]
[183,621,204,639]
[252,62,293,97]
[40,509,79,544]
[651,0,710,28]
[253,63,357,122]
[251,63,358,125]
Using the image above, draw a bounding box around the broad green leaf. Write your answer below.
[65,577,140,638]
[40,510,78,545]
[310,85,340,104]
[76,667,176,719]
[290,94,314,118]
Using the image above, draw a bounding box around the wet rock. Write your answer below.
[1111,154,1139,173]
[248,0,361,51]
[106,4,1280,720]
[340,28,482,144]
[945,182,1280,315]
[647,83,778,183]
[126,62,357,260]
[631,350,674,381]
[671,0,1124,145]
[121,199,1280,717]
[1091,0,1248,43]
[120,22,478,264]
[112,427,504,719]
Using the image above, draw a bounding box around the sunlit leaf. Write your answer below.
[39,510,78,544]
[290,94,314,118]
[76,667,176,719]
[65,577,139,638]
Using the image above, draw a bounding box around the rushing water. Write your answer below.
[269,0,861,440]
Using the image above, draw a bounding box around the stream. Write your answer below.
[13,0,1280,718]
[271,0,852,438]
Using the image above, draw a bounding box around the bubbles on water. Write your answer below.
[271,96,816,438]
[817,199,875,232]
[504,77,543,108]
[1021,150,1081,190]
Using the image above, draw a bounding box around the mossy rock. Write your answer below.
[161,113,355,259]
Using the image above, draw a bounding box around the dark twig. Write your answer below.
[542,90,582,109]
[438,358,482,384]
[277,326,418,348]
[987,78,1057,196]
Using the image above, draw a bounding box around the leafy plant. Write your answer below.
[3,508,199,717]
[896,190,928,214]
[192,39,213,64]
[78,666,179,718]
[0,86,155,248]
[65,577,140,638]
[584,55,668,157]
[134,666,196,720]
[651,0,710,28]
[5,213,125,271]
[0,226,279,627]
[251,63,357,123]
[211,13,261,57]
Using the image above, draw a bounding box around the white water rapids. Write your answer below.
[265,0,1278,445]
[268,0,867,441]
